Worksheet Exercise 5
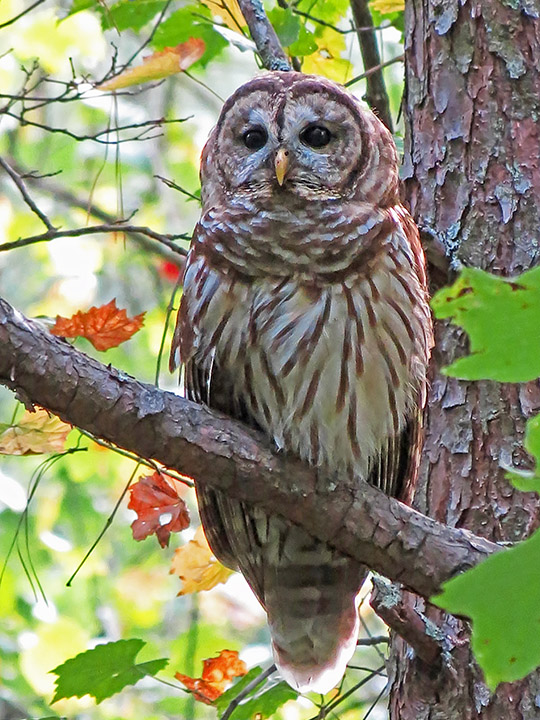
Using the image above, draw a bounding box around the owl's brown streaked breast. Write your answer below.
[181,227,430,485]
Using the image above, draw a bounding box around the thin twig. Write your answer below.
[220,664,277,720]
[345,54,404,88]
[2,110,189,144]
[0,157,56,231]
[11,163,190,260]
[0,0,46,28]
[0,223,189,255]
[356,635,389,647]
[350,0,393,131]
[155,174,201,203]
[236,0,291,71]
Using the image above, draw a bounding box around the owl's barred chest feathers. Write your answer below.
[181,203,429,487]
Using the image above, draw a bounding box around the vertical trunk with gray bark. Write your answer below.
[392,1,540,717]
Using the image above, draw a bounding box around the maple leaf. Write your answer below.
[175,650,247,705]
[0,408,71,455]
[98,38,205,90]
[170,526,234,594]
[51,299,145,351]
[128,472,190,548]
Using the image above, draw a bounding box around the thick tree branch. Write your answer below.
[350,0,393,131]
[0,296,500,599]
[237,0,291,71]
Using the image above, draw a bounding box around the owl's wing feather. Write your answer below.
[176,299,268,602]
[369,407,422,500]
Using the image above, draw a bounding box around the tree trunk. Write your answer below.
[391,1,540,717]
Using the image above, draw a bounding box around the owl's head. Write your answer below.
[201,72,399,207]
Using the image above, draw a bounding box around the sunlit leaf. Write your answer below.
[200,0,245,31]
[170,526,234,594]
[51,299,145,351]
[431,266,540,382]
[51,639,168,704]
[0,408,71,455]
[433,527,540,689]
[98,39,205,90]
[370,0,405,13]
[128,472,190,548]
[295,0,349,25]
[20,618,90,697]
[175,649,247,704]
[301,27,352,82]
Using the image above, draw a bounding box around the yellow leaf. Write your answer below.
[200,0,245,31]
[98,39,206,91]
[370,0,405,13]
[302,28,353,83]
[0,408,71,455]
[170,527,233,595]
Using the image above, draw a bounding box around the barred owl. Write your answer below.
[170,72,432,693]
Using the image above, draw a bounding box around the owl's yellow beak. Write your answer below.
[274,148,289,186]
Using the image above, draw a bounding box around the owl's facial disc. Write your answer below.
[211,77,371,202]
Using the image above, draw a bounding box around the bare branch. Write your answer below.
[0,223,188,255]
[237,0,291,71]
[0,158,56,232]
[9,163,190,262]
[350,0,394,131]
[0,296,501,601]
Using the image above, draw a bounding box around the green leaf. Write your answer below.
[289,25,318,56]
[238,682,298,718]
[431,266,540,382]
[433,528,540,689]
[295,0,349,25]
[64,0,96,17]
[151,5,227,67]
[506,414,540,492]
[267,7,300,47]
[102,0,169,32]
[214,666,264,714]
[50,639,168,704]
[215,669,298,719]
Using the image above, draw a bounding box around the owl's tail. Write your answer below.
[263,524,367,695]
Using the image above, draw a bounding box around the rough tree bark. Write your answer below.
[391,1,540,718]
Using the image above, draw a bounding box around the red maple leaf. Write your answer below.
[175,650,247,704]
[51,299,145,351]
[128,472,190,548]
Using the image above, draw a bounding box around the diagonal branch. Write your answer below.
[237,0,291,71]
[0,296,499,599]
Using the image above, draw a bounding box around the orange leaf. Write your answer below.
[0,407,71,455]
[170,526,233,594]
[98,39,205,90]
[51,299,145,351]
[175,650,247,704]
[128,472,190,548]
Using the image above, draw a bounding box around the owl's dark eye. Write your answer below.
[300,125,332,149]
[243,126,268,151]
